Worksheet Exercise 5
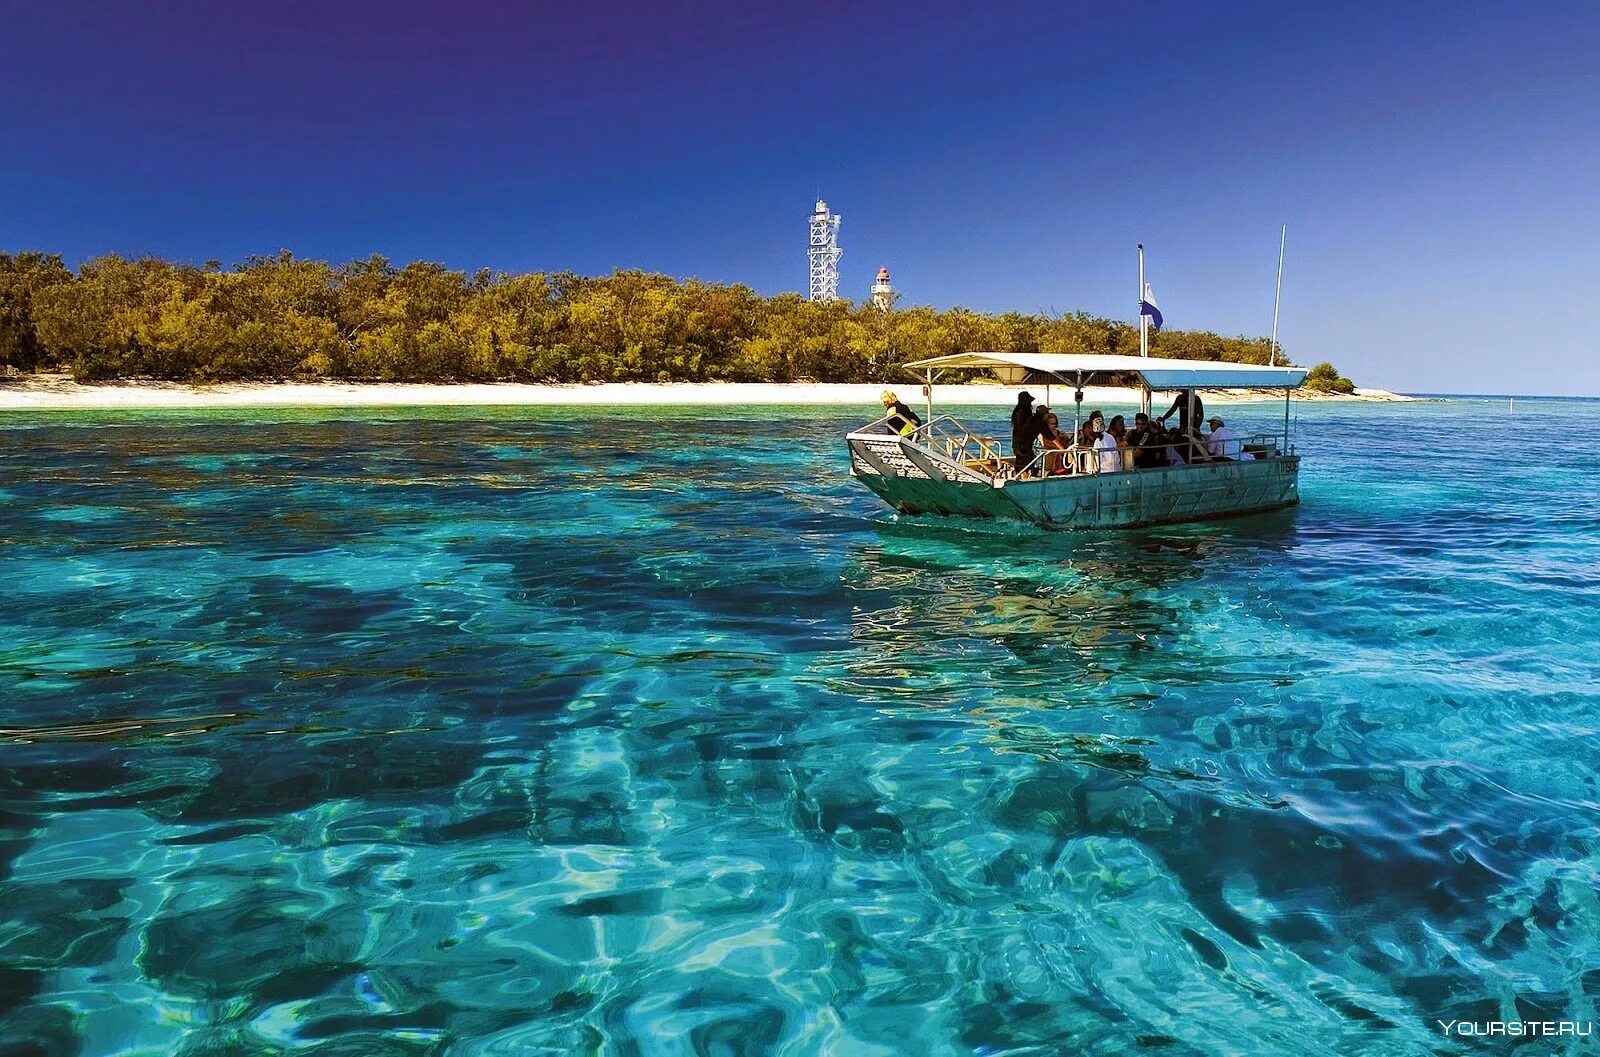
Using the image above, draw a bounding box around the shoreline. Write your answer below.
[0,378,1416,412]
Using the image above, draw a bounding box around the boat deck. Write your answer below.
[847,417,1299,529]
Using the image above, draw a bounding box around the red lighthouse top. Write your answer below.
[875,267,890,281]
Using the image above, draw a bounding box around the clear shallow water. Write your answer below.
[2,397,1598,1057]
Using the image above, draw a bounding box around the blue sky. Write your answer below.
[2,1,1595,393]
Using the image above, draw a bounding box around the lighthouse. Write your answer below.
[871,266,894,312]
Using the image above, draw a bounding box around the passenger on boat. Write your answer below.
[1073,411,1105,474]
[879,390,923,436]
[1109,415,1135,471]
[1075,411,1102,448]
[1010,391,1037,476]
[1163,422,1200,466]
[1095,415,1124,473]
[1038,410,1069,475]
[1128,413,1166,469]
[1205,417,1254,460]
[1158,388,1205,436]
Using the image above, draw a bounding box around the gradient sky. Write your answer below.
[3,1,1596,393]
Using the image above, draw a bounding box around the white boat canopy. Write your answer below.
[902,351,1307,390]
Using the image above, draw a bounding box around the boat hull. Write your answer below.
[847,433,1299,529]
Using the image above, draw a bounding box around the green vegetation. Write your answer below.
[1301,361,1356,394]
[0,251,1352,388]
[0,252,73,372]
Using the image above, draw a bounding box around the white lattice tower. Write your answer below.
[808,199,842,301]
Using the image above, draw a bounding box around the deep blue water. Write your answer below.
[2,398,1599,1056]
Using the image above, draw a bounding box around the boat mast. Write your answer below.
[1271,225,1289,449]
[1269,225,1286,367]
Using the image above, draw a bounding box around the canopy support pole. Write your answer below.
[1283,387,1291,453]
[1073,371,1084,437]
[1140,380,1151,417]
[925,369,934,425]
[1138,244,1148,359]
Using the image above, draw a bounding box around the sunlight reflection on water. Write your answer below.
[2,399,1599,1055]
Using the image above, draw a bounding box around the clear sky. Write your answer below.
[3,1,1595,394]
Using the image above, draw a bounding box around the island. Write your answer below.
[0,251,1394,410]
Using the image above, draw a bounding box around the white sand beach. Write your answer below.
[0,377,1413,411]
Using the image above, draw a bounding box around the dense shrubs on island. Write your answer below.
[1300,361,1356,394]
[0,251,1353,389]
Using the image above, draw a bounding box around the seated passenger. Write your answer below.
[1205,416,1253,460]
[1076,411,1103,449]
[1160,422,1201,466]
[1106,415,1132,472]
[1039,411,1069,475]
[1074,411,1105,474]
[1128,413,1164,469]
[1026,405,1053,476]
[880,390,923,435]
[1095,415,1123,474]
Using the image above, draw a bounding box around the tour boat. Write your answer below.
[846,352,1308,530]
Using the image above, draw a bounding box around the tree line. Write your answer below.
[0,251,1354,388]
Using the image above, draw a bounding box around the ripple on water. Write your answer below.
[2,400,1600,1055]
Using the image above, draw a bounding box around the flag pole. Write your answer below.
[1138,243,1148,358]
[1269,225,1286,367]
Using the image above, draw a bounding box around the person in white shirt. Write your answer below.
[1094,419,1122,473]
[1205,417,1254,461]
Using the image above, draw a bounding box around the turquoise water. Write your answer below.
[2,398,1599,1056]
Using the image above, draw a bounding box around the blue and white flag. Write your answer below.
[1139,283,1163,332]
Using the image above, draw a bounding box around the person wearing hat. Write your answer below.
[1010,391,1037,476]
[1205,416,1248,461]
[879,390,922,436]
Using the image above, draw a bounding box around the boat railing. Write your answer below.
[1010,431,1292,482]
[913,415,1010,467]
[854,412,898,434]
[851,413,1009,463]
[854,413,1292,485]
